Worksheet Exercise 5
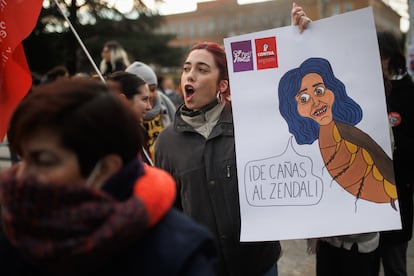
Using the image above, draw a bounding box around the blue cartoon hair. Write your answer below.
[278,57,362,145]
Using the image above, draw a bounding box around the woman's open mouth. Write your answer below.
[184,85,195,99]
[313,105,327,117]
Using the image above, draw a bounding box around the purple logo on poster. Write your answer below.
[231,40,253,72]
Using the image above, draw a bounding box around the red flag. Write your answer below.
[0,0,43,142]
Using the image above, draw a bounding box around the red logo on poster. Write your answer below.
[255,37,278,70]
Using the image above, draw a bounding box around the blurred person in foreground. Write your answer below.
[154,3,310,275]
[0,78,216,275]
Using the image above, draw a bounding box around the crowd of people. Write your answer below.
[0,2,412,276]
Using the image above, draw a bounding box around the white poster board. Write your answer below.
[223,7,402,241]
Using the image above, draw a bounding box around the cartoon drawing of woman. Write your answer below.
[278,57,397,209]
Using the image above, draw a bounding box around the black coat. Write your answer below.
[155,104,281,276]
[381,74,414,243]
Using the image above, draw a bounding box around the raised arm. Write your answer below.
[291,2,312,33]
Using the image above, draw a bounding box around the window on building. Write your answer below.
[258,15,265,30]
[272,16,281,28]
[189,24,195,38]
[239,15,245,31]
[169,25,176,35]
[218,16,226,32]
[179,22,185,38]
[228,17,235,33]
[250,16,257,31]
[331,4,340,15]
[208,18,215,34]
[199,21,205,37]
[160,25,167,34]
[344,3,353,12]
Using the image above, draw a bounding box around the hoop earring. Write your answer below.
[216,91,222,103]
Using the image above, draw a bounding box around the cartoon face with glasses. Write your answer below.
[278,57,397,210]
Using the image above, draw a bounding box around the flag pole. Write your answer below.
[53,0,105,83]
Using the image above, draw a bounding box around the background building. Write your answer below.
[156,0,401,49]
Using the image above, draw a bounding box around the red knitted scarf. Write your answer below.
[0,163,176,272]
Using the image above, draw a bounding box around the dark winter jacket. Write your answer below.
[102,60,127,76]
[381,73,414,243]
[0,209,217,276]
[0,161,217,275]
[155,103,281,276]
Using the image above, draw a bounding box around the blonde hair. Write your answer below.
[100,40,130,74]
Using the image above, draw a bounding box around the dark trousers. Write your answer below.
[316,240,377,276]
[374,240,408,276]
